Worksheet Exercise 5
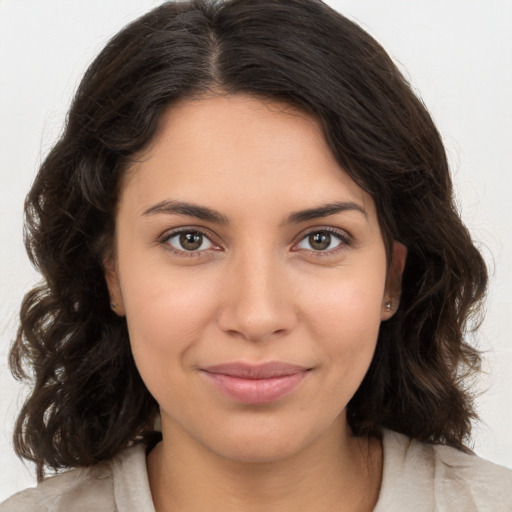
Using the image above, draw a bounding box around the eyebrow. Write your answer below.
[142,199,367,225]
[284,201,367,224]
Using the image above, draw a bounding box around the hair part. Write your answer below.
[10,0,487,478]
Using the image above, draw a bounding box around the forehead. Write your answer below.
[139,93,331,168]
[120,93,375,221]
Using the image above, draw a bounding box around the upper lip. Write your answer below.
[201,362,310,379]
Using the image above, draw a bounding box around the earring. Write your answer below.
[385,301,392,311]
[110,301,118,310]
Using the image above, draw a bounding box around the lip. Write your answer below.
[200,362,311,404]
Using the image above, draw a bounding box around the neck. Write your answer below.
[147,416,382,512]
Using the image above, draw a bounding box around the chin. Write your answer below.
[202,419,327,465]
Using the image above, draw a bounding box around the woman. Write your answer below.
[1,0,511,510]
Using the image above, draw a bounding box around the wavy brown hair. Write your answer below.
[10,0,487,478]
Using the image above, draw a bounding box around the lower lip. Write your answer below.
[201,371,309,404]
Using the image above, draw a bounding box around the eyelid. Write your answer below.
[159,227,221,257]
[292,226,352,256]
[158,225,353,258]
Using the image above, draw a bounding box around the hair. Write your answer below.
[10,0,487,478]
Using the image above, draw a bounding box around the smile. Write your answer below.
[200,362,311,404]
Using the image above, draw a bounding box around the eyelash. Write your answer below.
[294,227,352,258]
[159,227,352,258]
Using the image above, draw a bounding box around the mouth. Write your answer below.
[200,361,311,404]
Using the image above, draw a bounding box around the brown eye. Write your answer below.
[309,232,332,250]
[166,230,213,252]
[296,229,348,253]
[180,232,202,250]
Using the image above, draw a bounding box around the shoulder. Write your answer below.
[0,463,114,512]
[376,429,512,512]
[0,444,149,512]
[430,441,512,511]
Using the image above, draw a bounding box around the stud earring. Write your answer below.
[385,301,392,311]
[110,302,118,310]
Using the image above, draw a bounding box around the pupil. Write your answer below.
[180,232,202,250]
[310,232,330,250]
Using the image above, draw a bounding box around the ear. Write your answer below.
[103,255,126,316]
[381,241,407,321]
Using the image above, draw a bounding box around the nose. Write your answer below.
[216,245,298,343]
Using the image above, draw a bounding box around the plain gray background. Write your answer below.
[1,0,511,501]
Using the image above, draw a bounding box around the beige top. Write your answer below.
[1,429,511,511]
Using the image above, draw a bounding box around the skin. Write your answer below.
[105,93,406,512]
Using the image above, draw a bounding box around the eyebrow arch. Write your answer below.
[142,200,230,224]
[142,199,366,225]
[283,201,367,225]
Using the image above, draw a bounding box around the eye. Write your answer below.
[295,228,350,254]
[164,230,215,254]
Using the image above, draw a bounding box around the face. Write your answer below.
[106,94,405,463]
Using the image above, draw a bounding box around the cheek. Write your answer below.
[300,263,387,384]
[124,270,215,342]
[302,262,387,335]
[117,256,219,397]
